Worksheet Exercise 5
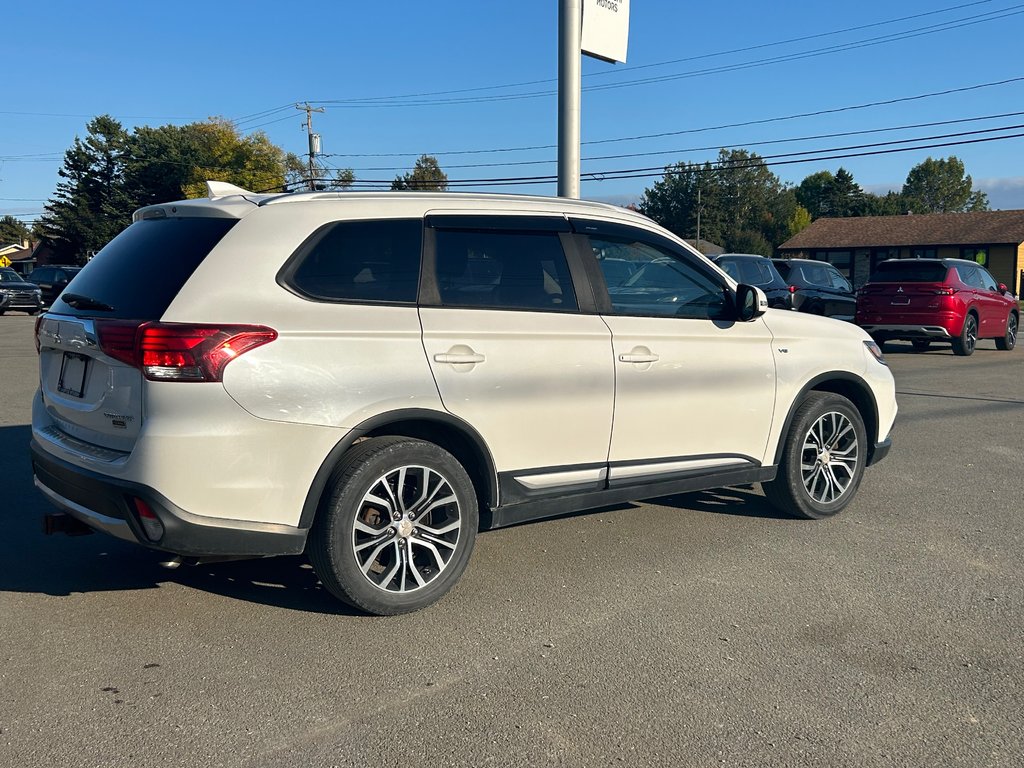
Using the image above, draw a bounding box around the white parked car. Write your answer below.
[31,183,896,614]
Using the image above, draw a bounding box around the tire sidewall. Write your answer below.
[781,393,868,519]
[316,439,478,615]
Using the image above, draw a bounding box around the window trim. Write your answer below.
[572,220,735,321]
[276,217,425,306]
[419,218,596,314]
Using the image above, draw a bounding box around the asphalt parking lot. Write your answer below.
[1,312,1022,768]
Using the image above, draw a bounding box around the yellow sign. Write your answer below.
[0,256,11,268]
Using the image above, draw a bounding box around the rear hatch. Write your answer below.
[857,261,953,322]
[37,216,238,453]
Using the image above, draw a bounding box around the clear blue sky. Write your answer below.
[3,0,1024,224]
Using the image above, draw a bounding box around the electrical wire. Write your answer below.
[309,5,1024,108]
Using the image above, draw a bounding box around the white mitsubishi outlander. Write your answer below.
[31,183,896,615]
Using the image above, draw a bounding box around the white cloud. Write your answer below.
[974,177,1024,210]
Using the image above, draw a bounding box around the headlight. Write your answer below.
[864,340,887,366]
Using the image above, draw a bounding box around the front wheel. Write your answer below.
[763,392,867,520]
[952,313,978,356]
[308,436,478,615]
[995,312,1017,351]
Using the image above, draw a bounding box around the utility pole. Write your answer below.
[296,102,325,191]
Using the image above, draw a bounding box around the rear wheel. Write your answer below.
[995,312,1017,351]
[763,392,867,520]
[951,313,978,356]
[309,436,478,615]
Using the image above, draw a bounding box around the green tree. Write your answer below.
[786,204,812,238]
[902,156,989,214]
[181,119,288,198]
[863,190,907,216]
[795,167,865,219]
[0,215,30,245]
[392,155,448,191]
[38,115,132,263]
[285,153,355,191]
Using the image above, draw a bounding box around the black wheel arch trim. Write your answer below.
[297,408,499,530]
[773,372,883,467]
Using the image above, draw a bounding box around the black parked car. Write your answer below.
[0,267,44,315]
[27,265,82,306]
[772,258,857,321]
[710,253,791,309]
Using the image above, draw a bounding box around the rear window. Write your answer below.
[49,217,237,319]
[869,261,949,283]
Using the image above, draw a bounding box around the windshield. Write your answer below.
[0,268,26,283]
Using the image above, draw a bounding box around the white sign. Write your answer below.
[581,0,630,64]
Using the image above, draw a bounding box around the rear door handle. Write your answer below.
[434,352,485,364]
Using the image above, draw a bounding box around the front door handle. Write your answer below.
[618,349,660,364]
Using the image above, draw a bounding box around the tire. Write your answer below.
[951,313,978,356]
[308,436,478,615]
[995,312,1017,351]
[911,340,931,351]
[763,392,868,520]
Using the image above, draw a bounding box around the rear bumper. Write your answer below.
[867,436,892,467]
[859,324,954,340]
[31,440,308,558]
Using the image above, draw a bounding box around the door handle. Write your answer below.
[618,352,660,364]
[434,351,485,364]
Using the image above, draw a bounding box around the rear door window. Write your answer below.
[434,229,578,312]
[50,217,237,320]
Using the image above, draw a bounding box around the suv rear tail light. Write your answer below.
[95,321,277,382]
[933,287,956,295]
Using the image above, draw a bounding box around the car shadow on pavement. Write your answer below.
[0,424,360,615]
[650,485,792,520]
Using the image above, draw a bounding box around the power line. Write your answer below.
[308,5,1024,108]
[310,0,1002,104]
[305,130,1024,189]
[330,112,1024,172]
[323,76,1024,159]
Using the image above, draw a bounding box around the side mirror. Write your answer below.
[998,283,1008,293]
[735,284,768,322]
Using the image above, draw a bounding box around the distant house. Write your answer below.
[684,238,725,256]
[778,210,1024,294]
[0,239,34,274]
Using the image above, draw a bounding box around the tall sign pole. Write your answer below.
[557,0,582,199]
[558,0,630,200]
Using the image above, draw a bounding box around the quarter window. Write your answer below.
[434,229,578,312]
[288,219,422,303]
[592,236,729,320]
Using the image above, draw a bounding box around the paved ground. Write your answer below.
[1,313,1021,767]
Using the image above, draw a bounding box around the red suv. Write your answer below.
[856,259,1018,356]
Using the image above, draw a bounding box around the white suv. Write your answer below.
[31,183,896,615]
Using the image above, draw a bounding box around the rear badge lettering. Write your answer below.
[103,412,134,429]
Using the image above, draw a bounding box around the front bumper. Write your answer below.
[31,441,308,558]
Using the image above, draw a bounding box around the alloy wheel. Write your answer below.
[352,466,462,593]
[800,411,860,504]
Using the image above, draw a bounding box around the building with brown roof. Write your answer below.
[778,210,1024,294]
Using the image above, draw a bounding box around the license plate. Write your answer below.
[57,352,88,398]
[890,299,910,306]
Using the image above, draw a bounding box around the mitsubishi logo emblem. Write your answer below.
[896,287,904,293]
